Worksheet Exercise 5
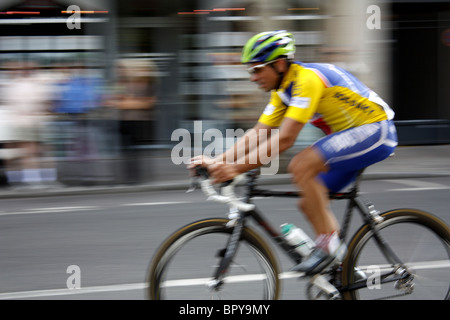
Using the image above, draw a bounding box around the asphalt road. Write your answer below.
[0,176,449,300]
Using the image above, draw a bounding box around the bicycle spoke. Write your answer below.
[148,220,279,300]
[343,210,450,300]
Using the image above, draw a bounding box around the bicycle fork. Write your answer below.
[352,196,415,294]
[354,196,406,265]
[207,210,245,291]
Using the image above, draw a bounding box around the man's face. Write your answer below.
[248,59,284,92]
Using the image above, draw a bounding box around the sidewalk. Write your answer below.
[0,144,449,199]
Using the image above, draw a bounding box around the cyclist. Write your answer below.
[189,30,398,275]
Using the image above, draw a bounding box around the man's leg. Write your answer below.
[288,146,345,275]
[287,146,338,235]
[288,121,397,275]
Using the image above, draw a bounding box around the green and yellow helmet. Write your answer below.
[241,30,296,64]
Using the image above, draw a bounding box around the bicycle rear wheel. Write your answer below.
[342,209,450,300]
[147,218,281,300]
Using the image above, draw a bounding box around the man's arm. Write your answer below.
[215,121,275,165]
[232,118,304,173]
[207,118,304,183]
[188,121,275,169]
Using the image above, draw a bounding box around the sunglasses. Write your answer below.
[247,59,281,75]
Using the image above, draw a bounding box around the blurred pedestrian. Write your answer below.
[51,61,103,185]
[0,60,55,188]
[107,59,158,184]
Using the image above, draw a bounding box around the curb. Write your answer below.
[1,171,450,199]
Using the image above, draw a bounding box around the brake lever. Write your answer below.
[187,166,209,193]
[187,167,255,212]
[186,178,199,193]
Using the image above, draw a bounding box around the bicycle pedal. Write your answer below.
[309,274,341,300]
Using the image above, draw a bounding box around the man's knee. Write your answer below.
[288,147,327,183]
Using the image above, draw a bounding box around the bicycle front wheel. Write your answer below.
[147,218,281,300]
[342,209,450,300]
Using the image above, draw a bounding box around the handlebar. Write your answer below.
[189,167,256,212]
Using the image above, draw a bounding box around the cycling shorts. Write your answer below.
[313,120,398,192]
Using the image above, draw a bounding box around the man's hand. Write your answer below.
[188,155,215,169]
[208,163,240,184]
[187,155,217,179]
[188,156,239,184]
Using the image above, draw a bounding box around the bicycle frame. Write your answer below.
[210,169,407,291]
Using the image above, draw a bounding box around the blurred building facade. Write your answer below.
[1,0,449,143]
[0,0,449,185]
[391,0,450,144]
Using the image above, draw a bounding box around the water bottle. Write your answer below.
[281,223,315,257]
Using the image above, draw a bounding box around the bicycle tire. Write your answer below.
[147,218,281,300]
[341,209,450,300]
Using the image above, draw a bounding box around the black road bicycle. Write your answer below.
[147,168,450,300]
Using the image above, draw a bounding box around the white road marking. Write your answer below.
[375,179,450,192]
[0,272,296,299]
[0,206,100,216]
[1,260,449,299]
[0,283,148,300]
[383,179,449,189]
[386,187,450,192]
[0,201,193,217]
[121,201,191,206]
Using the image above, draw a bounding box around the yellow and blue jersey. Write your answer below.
[258,62,395,134]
